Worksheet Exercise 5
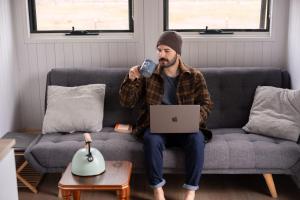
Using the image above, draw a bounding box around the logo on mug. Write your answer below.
[172,117,178,122]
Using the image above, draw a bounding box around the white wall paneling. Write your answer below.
[253,42,263,67]
[127,43,138,67]
[90,43,101,68]
[262,43,273,67]
[0,0,18,136]
[189,42,200,67]
[12,0,290,129]
[73,43,83,68]
[288,0,300,89]
[36,43,49,115]
[27,44,43,127]
[63,43,74,68]
[144,0,160,60]
[99,43,110,67]
[244,42,255,67]
[82,43,93,68]
[109,43,122,67]
[54,43,65,68]
[216,42,227,67]
[198,42,208,67]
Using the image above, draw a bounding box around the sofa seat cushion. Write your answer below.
[28,128,144,171]
[164,128,300,171]
[26,128,300,173]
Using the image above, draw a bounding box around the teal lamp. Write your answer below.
[71,133,105,176]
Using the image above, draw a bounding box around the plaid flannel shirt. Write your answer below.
[119,58,213,141]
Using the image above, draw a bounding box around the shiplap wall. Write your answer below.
[0,0,18,136]
[288,0,300,89]
[12,0,290,129]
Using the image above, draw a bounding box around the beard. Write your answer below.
[159,54,177,68]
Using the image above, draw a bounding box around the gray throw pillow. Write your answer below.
[42,84,105,134]
[243,86,300,142]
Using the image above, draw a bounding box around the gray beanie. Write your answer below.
[157,31,182,55]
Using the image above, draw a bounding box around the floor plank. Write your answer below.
[18,173,300,200]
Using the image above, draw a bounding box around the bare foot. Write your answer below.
[154,187,165,200]
[184,190,195,200]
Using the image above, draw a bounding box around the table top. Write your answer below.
[58,161,132,190]
[0,139,15,160]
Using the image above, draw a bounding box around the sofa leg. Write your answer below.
[263,173,278,198]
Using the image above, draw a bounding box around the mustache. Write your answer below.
[159,58,168,62]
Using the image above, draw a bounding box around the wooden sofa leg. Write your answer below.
[263,173,278,198]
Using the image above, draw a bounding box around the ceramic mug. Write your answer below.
[139,59,156,78]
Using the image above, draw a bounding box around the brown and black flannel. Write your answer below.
[119,58,213,141]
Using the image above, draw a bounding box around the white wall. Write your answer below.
[0,0,19,137]
[287,0,300,89]
[12,0,290,129]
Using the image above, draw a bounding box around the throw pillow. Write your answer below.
[42,84,106,134]
[243,86,300,142]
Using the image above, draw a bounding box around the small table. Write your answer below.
[58,161,132,200]
[2,132,42,193]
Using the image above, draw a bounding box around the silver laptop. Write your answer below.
[150,105,200,133]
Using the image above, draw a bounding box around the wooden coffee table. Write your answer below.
[58,161,132,200]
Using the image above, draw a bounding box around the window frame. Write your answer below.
[163,0,271,32]
[28,0,134,33]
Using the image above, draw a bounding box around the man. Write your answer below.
[119,31,213,200]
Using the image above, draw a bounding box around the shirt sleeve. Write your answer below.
[119,74,145,109]
[194,71,213,127]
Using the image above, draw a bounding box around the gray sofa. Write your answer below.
[24,67,300,197]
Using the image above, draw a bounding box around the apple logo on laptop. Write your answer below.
[172,116,178,122]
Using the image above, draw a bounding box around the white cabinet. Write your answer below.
[0,140,18,200]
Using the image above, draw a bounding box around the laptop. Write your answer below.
[150,105,200,133]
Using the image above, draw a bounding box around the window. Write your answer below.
[28,0,133,33]
[164,0,270,32]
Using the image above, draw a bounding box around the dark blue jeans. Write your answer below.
[143,128,205,190]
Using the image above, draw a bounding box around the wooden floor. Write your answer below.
[19,173,299,200]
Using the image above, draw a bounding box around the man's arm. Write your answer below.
[194,71,213,127]
[119,67,145,108]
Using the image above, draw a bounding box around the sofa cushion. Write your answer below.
[46,68,138,127]
[163,129,300,171]
[243,86,300,142]
[26,128,300,173]
[27,128,144,172]
[42,84,105,133]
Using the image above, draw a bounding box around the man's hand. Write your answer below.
[128,65,141,81]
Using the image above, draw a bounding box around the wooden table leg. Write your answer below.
[73,190,81,200]
[61,189,72,200]
[117,188,128,200]
[126,186,130,200]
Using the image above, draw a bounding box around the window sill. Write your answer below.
[180,31,274,42]
[25,32,137,44]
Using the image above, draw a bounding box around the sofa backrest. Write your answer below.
[203,67,290,128]
[46,67,290,129]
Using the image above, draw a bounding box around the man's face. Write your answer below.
[157,45,177,68]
